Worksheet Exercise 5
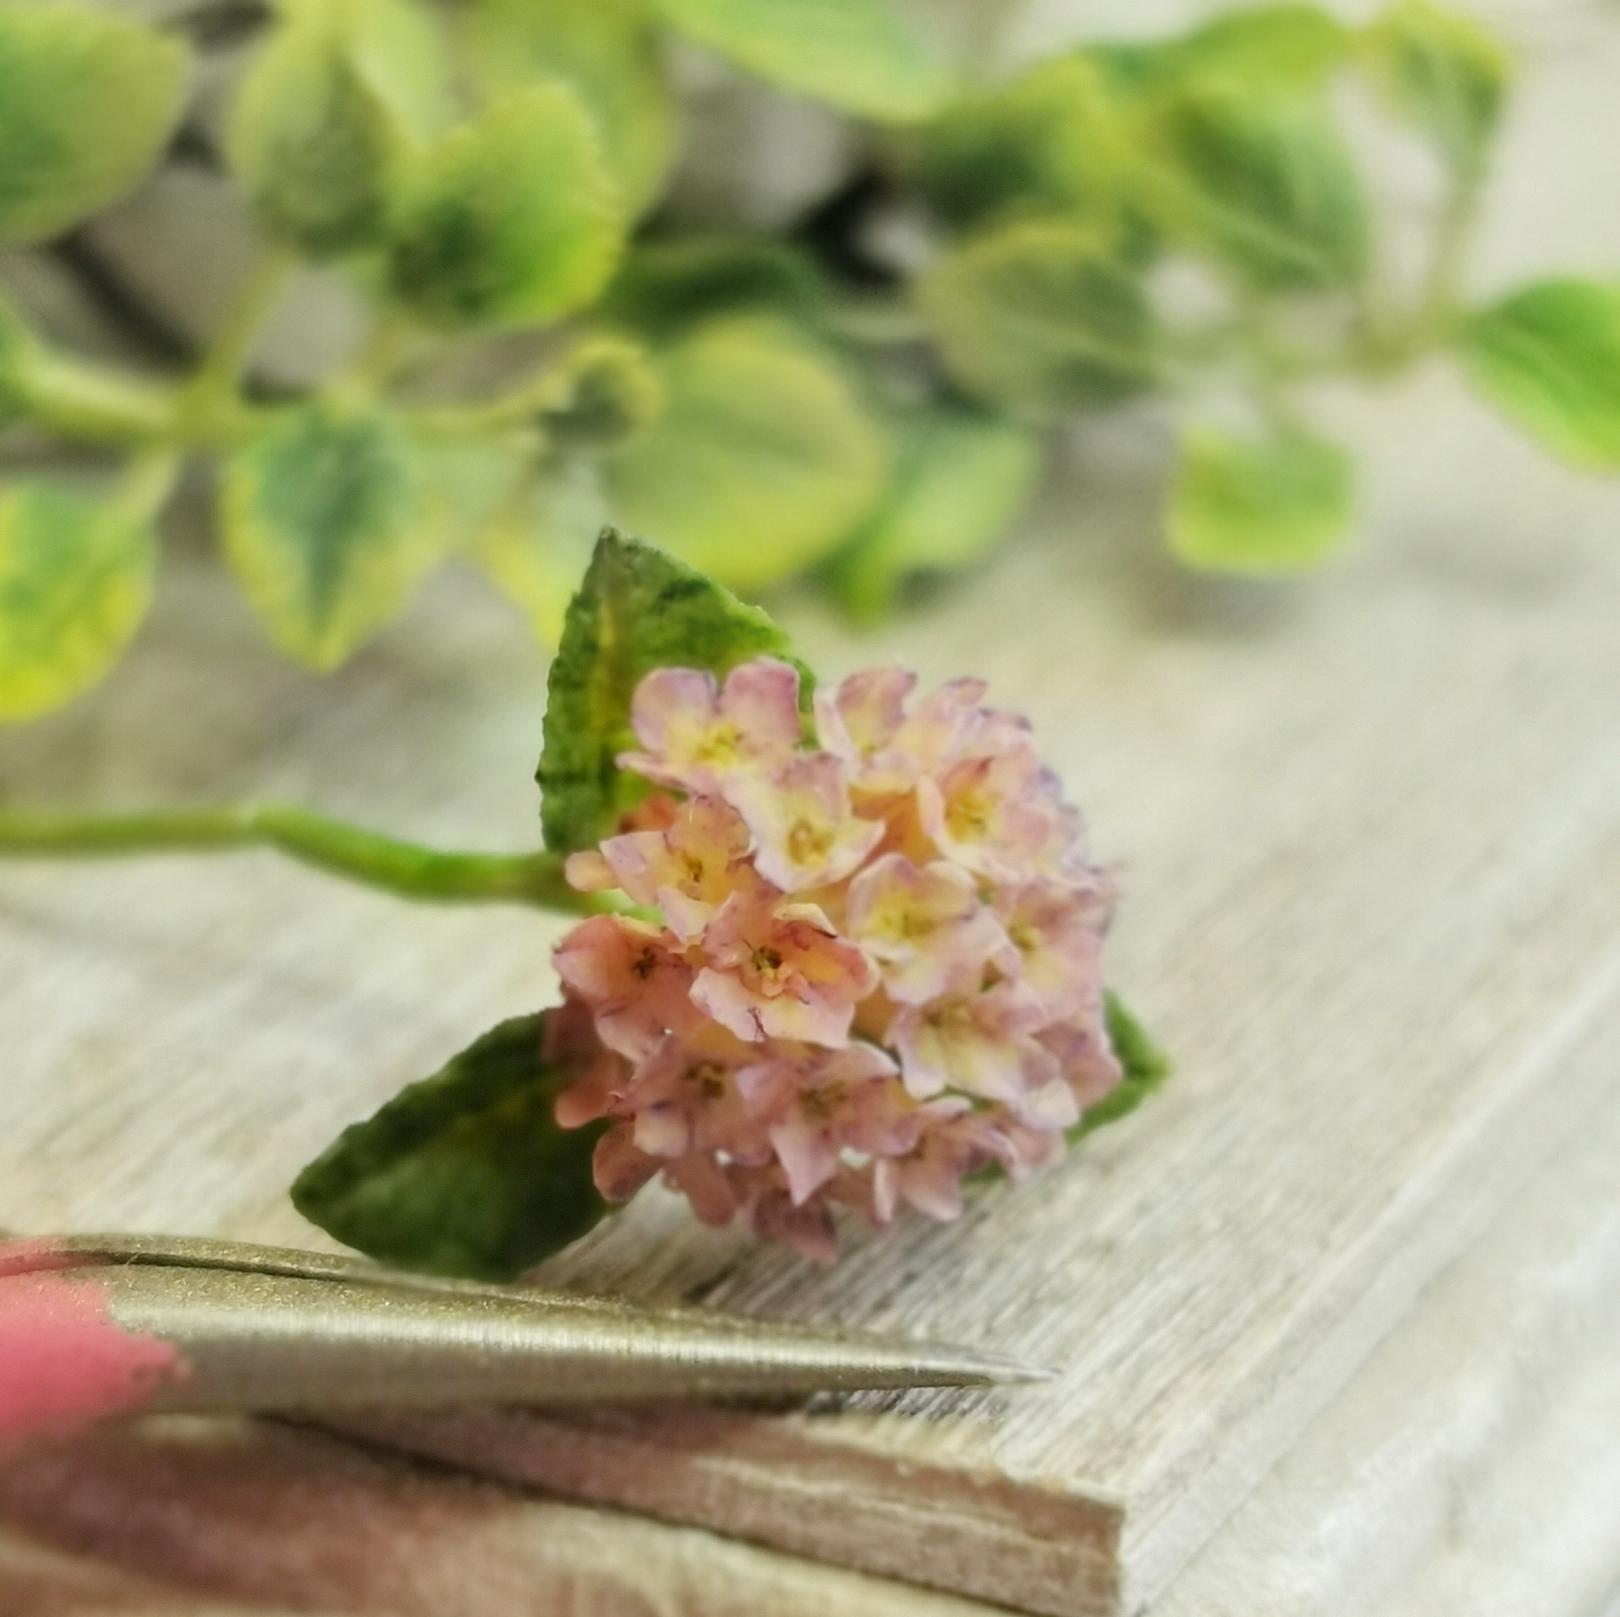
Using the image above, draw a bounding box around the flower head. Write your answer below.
[553,656,1123,1259]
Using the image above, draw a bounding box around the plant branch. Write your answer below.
[0,805,609,914]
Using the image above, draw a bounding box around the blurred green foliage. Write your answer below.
[0,0,1614,721]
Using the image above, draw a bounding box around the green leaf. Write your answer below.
[649,0,951,122]
[598,237,831,342]
[1073,992,1173,1138]
[1168,425,1353,573]
[539,528,808,854]
[228,0,448,257]
[1160,5,1350,88]
[221,405,441,670]
[0,296,29,428]
[1458,279,1620,470]
[388,86,625,329]
[0,483,157,721]
[911,55,1131,235]
[477,462,609,645]
[1090,8,1349,97]
[291,1012,608,1280]
[826,401,1040,622]
[461,0,677,214]
[921,221,1159,414]
[601,316,886,588]
[541,335,666,452]
[1150,85,1370,290]
[0,6,190,244]
[1365,0,1510,172]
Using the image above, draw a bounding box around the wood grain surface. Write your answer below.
[4,10,1619,1616]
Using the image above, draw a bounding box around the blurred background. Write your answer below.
[0,3,1617,1614]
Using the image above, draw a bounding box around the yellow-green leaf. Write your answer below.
[649,0,952,122]
[1107,5,1350,91]
[0,5,190,244]
[912,55,1131,235]
[1365,0,1511,172]
[221,406,441,670]
[228,0,448,257]
[461,0,677,214]
[538,529,808,853]
[1168,425,1353,573]
[1148,85,1370,291]
[921,221,1159,415]
[1459,280,1620,470]
[601,317,886,589]
[0,483,157,720]
[827,402,1039,622]
[388,86,625,329]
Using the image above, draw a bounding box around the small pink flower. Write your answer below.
[591,1126,741,1225]
[726,753,884,894]
[618,659,802,794]
[572,796,750,940]
[693,891,877,1046]
[553,914,703,1060]
[546,996,631,1128]
[993,876,1111,1018]
[814,666,916,795]
[871,1106,1012,1224]
[730,1163,842,1263]
[737,1043,919,1204]
[890,980,1057,1107]
[918,745,1058,883]
[622,1027,772,1165]
[845,853,1007,1003]
[1039,1014,1125,1109]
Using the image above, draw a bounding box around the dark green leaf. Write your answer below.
[649,0,952,122]
[1365,0,1510,171]
[0,6,190,244]
[388,86,625,329]
[601,316,886,588]
[1074,992,1173,1137]
[921,221,1159,414]
[1168,425,1353,572]
[221,405,442,669]
[911,55,1130,234]
[826,401,1039,622]
[1151,85,1370,290]
[1459,279,1620,469]
[292,1012,608,1280]
[0,483,158,721]
[539,528,808,854]
[598,238,831,341]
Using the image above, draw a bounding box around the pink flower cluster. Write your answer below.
[551,658,1122,1261]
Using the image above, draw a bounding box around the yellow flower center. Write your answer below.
[787,816,834,866]
[946,788,991,842]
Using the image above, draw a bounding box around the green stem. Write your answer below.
[1414,159,1485,343]
[186,248,297,420]
[19,349,180,445]
[0,805,605,914]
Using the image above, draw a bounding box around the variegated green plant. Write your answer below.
[0,0,1615,723]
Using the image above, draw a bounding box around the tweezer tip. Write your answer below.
[905,1343,1058,1387]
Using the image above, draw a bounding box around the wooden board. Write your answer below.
[4,14,1620,1616]
[3,1047,1615,1617]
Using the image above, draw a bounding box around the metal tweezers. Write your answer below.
[1,1233,1047,1415]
